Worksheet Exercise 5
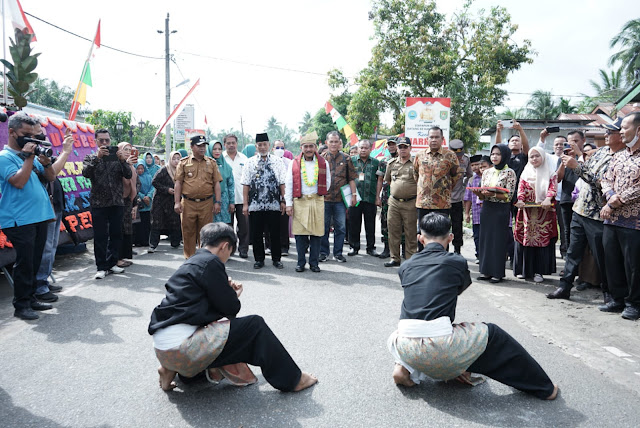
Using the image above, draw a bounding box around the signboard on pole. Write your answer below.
[184,129,205,144]
[173,103,195,149]
[405,97,451,152]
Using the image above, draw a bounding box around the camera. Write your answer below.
[23,136,53,157]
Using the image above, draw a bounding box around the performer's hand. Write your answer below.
[541,197,552,211]
[286,206,293,217]
[242,204,249,216]
[174,202,183,214]
[455,371,473,385]
[214,202,221,215]
[515,201,525,209]
[229,278,243,297]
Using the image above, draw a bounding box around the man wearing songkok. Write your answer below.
[599,112,640,320]
[285,132,331,273]
[387,213,558,400]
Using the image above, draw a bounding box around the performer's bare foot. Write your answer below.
[293,372,318,391]
[392,364,416,387]
[158,366,177,391]
[546,384,559,400]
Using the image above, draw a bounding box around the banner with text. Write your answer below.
[405,97,451,152]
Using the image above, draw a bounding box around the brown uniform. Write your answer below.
[175,155,223,258]
[384,156,418,263]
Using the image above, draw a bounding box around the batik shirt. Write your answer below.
[352,155,380,204]
[571,146,617,221]
[463,174,482,224]
[322,151,357,203]
[602,146,640,230]
[240,154,286,212]
[413,146,460,209]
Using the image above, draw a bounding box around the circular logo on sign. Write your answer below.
[408,110,417,120]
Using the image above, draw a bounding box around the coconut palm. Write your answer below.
[526,90,558,120]
[298,111,313,134]
[609,19,640,84]
[589,68,627,102]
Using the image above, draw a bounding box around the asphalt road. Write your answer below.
[1,233,639,428]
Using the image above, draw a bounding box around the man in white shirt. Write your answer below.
[223,134,250,258]
[285,132,331,273]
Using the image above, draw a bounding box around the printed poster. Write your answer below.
[405,97,451,152]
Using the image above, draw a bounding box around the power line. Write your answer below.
[24,12,164,60]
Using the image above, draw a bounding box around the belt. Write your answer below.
[391,195,416,202]
[182,195,213,202]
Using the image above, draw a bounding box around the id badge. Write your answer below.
[359,172,365,181]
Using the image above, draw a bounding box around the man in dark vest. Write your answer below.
[285,132,331,273]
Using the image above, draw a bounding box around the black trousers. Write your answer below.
[559,203,574,250]
[209,315,302,392]
[450,201,464,250]
[468,323,555,399]
[133,211,151,247]
[560,213,607,292]
[120,234,133,260]
[472,224,480,258]
[3,221,48,310]
[232,204,250,254]
[250,210,281,262]
[348,201,377,251]
[91,205,124,271]
[265,213,290,251]
[417,208,449,251]
[556,203,566,255]
[603,224,640,307]
[149,227,182,248]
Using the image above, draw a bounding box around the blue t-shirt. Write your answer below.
[0,148,55,228]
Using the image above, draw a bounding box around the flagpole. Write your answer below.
[2,0,8,106]
[69,20,99,120]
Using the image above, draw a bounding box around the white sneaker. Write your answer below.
[110,266,125,274]
[516,274,525,279]
[534,274,544,283]
[95,270,107,279]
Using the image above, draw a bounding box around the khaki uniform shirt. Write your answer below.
[175,155,223,199]
[385,156,417,200]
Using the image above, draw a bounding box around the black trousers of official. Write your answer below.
[603,224,640,308]
[208,315,302,392]
[559,203,574,250]
[92,205,124,271]
[559,213,607,292]
[250,210,281,262]
[417,208,449,251]
[557,203,566,255]
[3,221,48,311]
[467,323,555,399]
[348,201,377,251]
[265,213,290,252]
[450,201,464,250]
[232,204,250,254]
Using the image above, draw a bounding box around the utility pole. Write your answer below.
[240,116,246,149]
[164,13,171,159]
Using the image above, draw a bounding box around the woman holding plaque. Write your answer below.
[513,146,558,283]
[474,144,516,283]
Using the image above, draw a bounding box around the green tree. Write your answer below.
[526,90,558,120]
[264,116,297,146]
[298,111,313,134]
[557,97,577,114]
[347,0,533,151]
[0,28,39,110]
[588,68,627,103]
[609,19,640,84]
[499,107,527,119]
[27,78,74,112]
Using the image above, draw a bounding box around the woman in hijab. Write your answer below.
[144,152,161,179]
[117,142,138,267]
[209,141,235,225]
[149,151,183,252]
[134,159,155,247]
[513,146,558,283]
[473,144,517,283]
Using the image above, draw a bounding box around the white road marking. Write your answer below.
[623,358,636,363]
[603,346,632,358]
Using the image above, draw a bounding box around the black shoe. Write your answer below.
[454,246,461,254]
[367,249,380,257]
[378,248,390,259]
[598,300,625,313]
[348,248,359,256]
[319,254,328,262]
[132,250,138,256]
[575,281,590,291]
[477,275,492,281]
[384,260,400,267]
[31,301,53,311]
[310,265,321,273]
[603,292,613,305]
[48,284,63,293]
[295,265,305,272]
[239,251,248,259]
[253,261,265,269]
[273,261,284,269]
[621,306,640,321]
[281,249,289,256]
[334,255,347,263]
[14,308,39,320]
[489,277,503,283]
[546,287,571,300]
[35,292,59,303]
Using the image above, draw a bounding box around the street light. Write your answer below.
[116,121,123,142]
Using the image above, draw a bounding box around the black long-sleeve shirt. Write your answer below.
[148,249,241,335]
[82,154,132,208]
[398,242,472,322]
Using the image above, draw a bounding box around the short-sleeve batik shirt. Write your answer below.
[240,154,286,212]
[414,146,459,209]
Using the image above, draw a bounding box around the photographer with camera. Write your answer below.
[82,128,132,279]
[0,113,58,320]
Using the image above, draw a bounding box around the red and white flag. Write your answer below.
[5,0,36,40]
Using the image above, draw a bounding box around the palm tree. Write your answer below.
[588,68,627,102]
[500,107,527,119]
[557,97,577,114]
[526,90,558,120]
[298,111,313,134]
[609,19,640,84]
